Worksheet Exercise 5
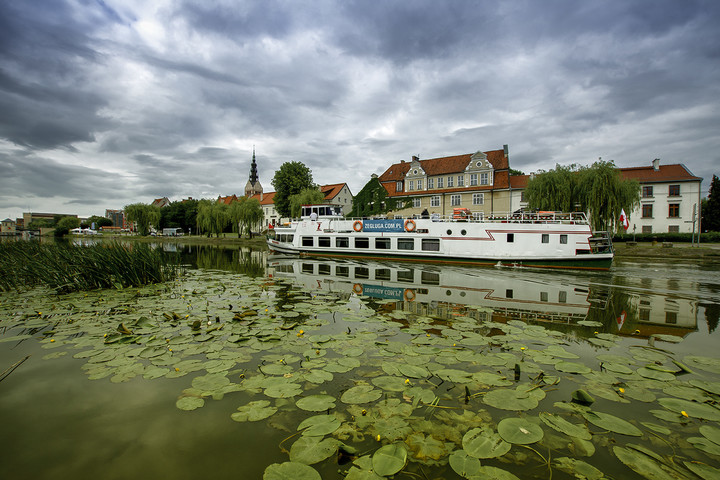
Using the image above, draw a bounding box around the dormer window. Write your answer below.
[413,169,418,175]
[396,181,403,192]
[476,161,482,167]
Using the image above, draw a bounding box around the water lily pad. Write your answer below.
[448,450,482,478]
[372,375,408,392]
[555,361,592,374]
[263,461,321,480]
[264,382,303,399]
[684,461,720,480]
[398,364,429,379]
[176,396,205,411]
[462,428,511,459]
[405,432,447,460]
[289,436,341,465]
[303,369,333,384]
[689,379,720,395]
[372,443,407,476]
[553,457,603,480]
[688,437,720,456]
[296,394,336,412]
[657,397,720,421]
[581,411,642,436]
[483,385,545,411]
[497,417,544,444]
[297,414,341,436]
[231,400,277,422]
[472,466,521,480]
[539,412,592,440]
[637,367,675,381]
[602,363,634,375]
[613,445,676,480]
[684,356,720,374]
[341,385,382,404]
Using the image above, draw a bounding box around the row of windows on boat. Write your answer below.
[275,233,572,249]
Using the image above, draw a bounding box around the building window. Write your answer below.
[520,191,526,203]
[355,237,369,248]
[668,203,680,218]
[642,226,652,234]
[639,309,650,321]
[560,234,568,244]
[668,225,679,233]
[458,175,464,187]
[398,238,414,250]
[451,194,461,206]
[336,237,349,248]
[375,238,391,249]
[431,196,440,207]
[642,185,653,198]
[470,173,478,186]
[396,181,403,192]
[409,180,414,191]
[665,312,677,324]
[642,204,653,218]
[447,176,454,187]
[417,179,423,190]
[669,184,680,196]
[472,193,484,205]
[421,239,440,251]
[318,237,331,247]
[542,234,549,243]
[437,177,444,188]
[413,198,421,208]
[480,173,489,185]
[428,178,434,189]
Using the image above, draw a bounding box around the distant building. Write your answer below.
[151,197,171,208]
[105,209,127,229]
[249,183,353,227]
[217,194,240,205]
[22,212,77,227]
[1,218,16,235]
[245,148,263,197]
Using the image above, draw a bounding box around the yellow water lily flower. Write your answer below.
[376,435,381,442]
[681,411,689,418]
[50,339,55,343]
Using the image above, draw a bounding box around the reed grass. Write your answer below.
[0,241,182,293]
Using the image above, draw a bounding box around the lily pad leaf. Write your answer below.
[462,428,511,459]
[555,361,592,374]
[553,457,604,480]
[264,382,303,399]
[684,461,720,480]
[539,412,592,440]
[296,394,336,412]
[231,400,277,422]
[298,414,341,437]
[263,461,321,480]
[613,445,683,480]
[176,396,205,411]
[581,411,642,436]
[289,436,341,465]
[699,425,720,446]
[472,466,521,480]
[341,385,382,404]
[372,443,407,477]
[657,397,720,421]
[483,385,544,411]
[497,417,544,444]
[448,450,482,478]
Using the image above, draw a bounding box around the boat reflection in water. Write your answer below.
[267,256,601,327]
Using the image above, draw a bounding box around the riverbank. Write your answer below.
[613,241,720,259]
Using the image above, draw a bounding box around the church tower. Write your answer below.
[244,147,263,197]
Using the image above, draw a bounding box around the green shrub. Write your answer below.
[612,232,720,243]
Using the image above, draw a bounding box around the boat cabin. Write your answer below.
[301,204,343,219]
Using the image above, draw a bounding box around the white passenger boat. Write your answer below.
[267,204,614,270]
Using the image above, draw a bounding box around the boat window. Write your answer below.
[542,234,549,243]
[302,263,314,274]
[506,289,513,298]
[420,271,440,285]
[336,237,349,248]
[375,269,391,281]
[318,237,331,247]
[559,291,567,303]
[318,264,331,275]
[397,270,414,282]
[560,234,568,244]
[507,233,515,243]
[541,291,549,302]
[421,239,440,251]
[375,238,391,249]
[336,266,349,277]
[355,237,369,249]
[302,237,314,247]
[355,267,369,279]
[398,238,414,250]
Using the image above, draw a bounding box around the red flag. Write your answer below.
[617,310,626,331]
[619,209,629,230]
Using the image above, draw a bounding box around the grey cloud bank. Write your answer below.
[1,0,718,219]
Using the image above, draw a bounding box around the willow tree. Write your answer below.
[125,203,161,236]
[577,160,640,232]
[228,197,264,237]
[196,200,229,237]
[289,188,326,218]
[524,164,582,212]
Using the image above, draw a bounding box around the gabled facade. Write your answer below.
[1,218,16,235]
[151,197,171,208]
[377,146,511,217]
[217,194,240,205]
[620,159,702,234]
[320,183,354,215]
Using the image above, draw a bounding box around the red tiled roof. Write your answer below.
[619,164,702,183]
[320,183,348,200]
[217,195,239,205]
[509,175,529,189]
[249,192,276,206]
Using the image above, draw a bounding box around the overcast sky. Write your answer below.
[2,0,719,219]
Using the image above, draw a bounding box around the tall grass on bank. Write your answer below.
[0,241,182,293]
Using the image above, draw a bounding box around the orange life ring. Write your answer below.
[353,284,363,295]
[404,219,416,232]
[353,221,363,232]
[404,289,416,301]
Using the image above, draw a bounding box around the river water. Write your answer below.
[1,243,719,479]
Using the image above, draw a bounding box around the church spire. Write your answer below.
[245,146,263,197]
[249,146,259,183]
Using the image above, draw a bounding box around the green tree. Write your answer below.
[577,160,640,232]
[84,215,113,229]
[702,175,720,232]
[124,203,161,236]
[271,162,314,218]
[525,164,582,212]
[54,216,81,237]
[196,200,230,237]
[159,199,199,233]
[234,198,264,237]
[289,188,326,217]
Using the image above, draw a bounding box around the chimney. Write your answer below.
[652,158,660,171]
[503,144,508,158]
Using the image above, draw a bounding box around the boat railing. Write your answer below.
[345,211,590,224]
